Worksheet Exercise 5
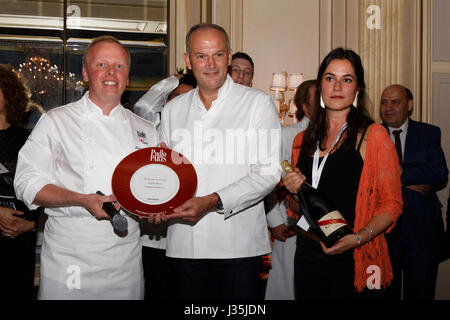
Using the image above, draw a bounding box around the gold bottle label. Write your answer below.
[317,210,348,237]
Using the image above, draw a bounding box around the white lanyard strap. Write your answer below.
[312,123,348,188]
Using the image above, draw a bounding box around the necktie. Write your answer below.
[392,129,403,165]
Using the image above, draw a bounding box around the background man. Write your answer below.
[160,23,281,300]
[14,36,158,299]
[380,84,448,300]
[229,51,254,87]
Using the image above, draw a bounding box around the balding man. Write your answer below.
[160,23,280,300]
[380,84,448,300]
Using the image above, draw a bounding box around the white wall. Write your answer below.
[240,0,320,101]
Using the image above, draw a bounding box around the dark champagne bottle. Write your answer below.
[281,160,353,247]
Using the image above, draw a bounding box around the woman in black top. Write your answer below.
[0,64,40,299]
[282,48,402,299]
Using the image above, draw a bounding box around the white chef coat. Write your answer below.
[134,75,179,128]
[14,92,158,300]
[264,118,309,300]
[159,75,282,259]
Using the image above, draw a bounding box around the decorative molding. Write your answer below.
[0,14,167,33]
[319,0,333,63]
[230,0,243,53]
[211,0,242,52]
[432,61,450,74]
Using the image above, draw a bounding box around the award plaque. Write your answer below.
[111,147,197,217]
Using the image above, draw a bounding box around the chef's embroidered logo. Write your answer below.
[136,130,148,147]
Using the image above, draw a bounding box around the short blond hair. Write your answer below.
[83,35,131,69]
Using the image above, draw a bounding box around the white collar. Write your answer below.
[388,118,409,135]
[194,74,234,111]
[83,91,124,119]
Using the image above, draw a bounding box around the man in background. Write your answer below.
[229,51,254,87]
[380,84,448,300]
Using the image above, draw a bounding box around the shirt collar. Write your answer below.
[83,91,124,119]
[194,74,234,111]
[388,118,409,135]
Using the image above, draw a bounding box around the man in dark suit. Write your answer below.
[380,84,448,300]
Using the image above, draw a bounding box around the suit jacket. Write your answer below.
[384,119,449,259]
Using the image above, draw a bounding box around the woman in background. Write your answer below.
[0,64,40,299]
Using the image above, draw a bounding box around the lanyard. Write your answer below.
[312,122,348,188]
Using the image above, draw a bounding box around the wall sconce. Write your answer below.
[270,71,303,126]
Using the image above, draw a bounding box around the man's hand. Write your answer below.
[167,194,218,224]
[82,193,115,220]
[143,213,168,224]
[0,207,35,237]
[270,224,296,242]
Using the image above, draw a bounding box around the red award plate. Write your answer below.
[111,147,197,217]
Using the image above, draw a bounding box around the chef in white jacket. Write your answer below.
[159,24,281,300]
[14,36,157,300]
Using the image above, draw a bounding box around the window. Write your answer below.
[0,0,168,127]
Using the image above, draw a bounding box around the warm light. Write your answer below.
[269,70,304,126]
[270,72,287,92]
[287,73,304,91]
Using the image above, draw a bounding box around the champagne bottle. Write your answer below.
[281,160,353,247]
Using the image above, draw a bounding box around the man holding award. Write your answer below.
[159,23,281,300]
[14,36,158,299]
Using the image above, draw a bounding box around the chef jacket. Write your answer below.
[159,75,282,259]
[14,92,158,299]
[134,75,179,128]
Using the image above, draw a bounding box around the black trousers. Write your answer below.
[386,230,439,300]
[0,232,37,300]
[142,246,176,300]
[169,256,262,300]
[294,233,388,300]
